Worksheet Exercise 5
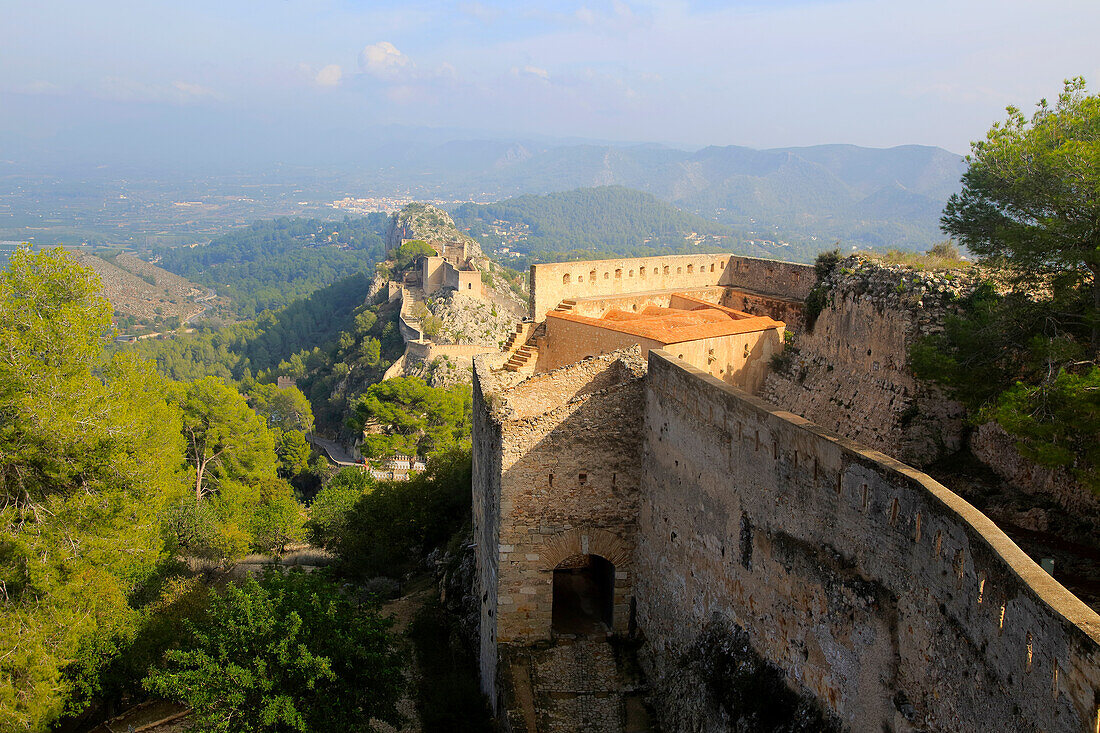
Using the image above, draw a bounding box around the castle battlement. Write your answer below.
[472,252,1100,732]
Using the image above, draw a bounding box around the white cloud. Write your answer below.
[359,41,411,79]
[172,80,217,99]
[314,64,343,87]
[521,65,550,81]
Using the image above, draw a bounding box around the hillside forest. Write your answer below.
[2,79,1098,733]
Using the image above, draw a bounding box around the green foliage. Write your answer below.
[275,429,313,478]
[305,468,373,548]
[942,77,1100,343]
[981,368,1100,492]
[351,378,472,459]
[156,216,388,318]
[84,573,210,716]
[332,449,472,577]
[0,248,187,730]
[163,378,306,558]
[144,569,403,733]
[128,272,374,384]
[916,80,1100,492]
[393,239,437,270]
[250,383,315,433]
[859,239,971,270]
[420,313,443,339]
[169,376,277,501]
[813,248,841,280]
[454,186,743,264]
[246,478,306,554]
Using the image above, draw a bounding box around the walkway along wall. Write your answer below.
[637,350,1100,732]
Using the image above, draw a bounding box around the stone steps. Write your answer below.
[504,344,539,372]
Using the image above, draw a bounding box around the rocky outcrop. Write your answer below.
[762,255,979,467]
[971,421,1100,520]
[385,202,483,258]
[427,291,516,347]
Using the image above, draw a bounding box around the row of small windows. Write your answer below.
[562,259,726,285]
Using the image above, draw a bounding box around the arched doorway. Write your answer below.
[552,554,614,635]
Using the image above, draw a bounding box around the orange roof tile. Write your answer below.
[547,297,783,344]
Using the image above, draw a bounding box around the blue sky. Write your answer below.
[3,0,1099,156]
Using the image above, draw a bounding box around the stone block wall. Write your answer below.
[537,314,783,394]
[568,287,727,319]
[529,254,738,321]
[527,252,812,323]
[637,350,1100,732]
[421,256,448,293]
[970,421,1100,522]
[473,350,648,706]
[725,255,816,300]
[762,258,973,466]
[720,287,806,331]
[472,358,504,702]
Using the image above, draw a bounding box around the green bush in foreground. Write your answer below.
[145,568,403,733]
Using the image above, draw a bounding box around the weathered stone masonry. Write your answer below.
[637,351,1100,732]
[474,252,1100,732]
[473,348,1100,731]
[474,350,648,706]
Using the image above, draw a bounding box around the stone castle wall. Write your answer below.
[636,350,1100,732]
[473,350,648,706]
[720,287,806,330]
[406,340,498,362]
[538,314,783,394]
[762,258,972,466]
[528,254,814,321]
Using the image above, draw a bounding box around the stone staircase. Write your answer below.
[503,320,548,374]
[504,343,539,373]
[502,322,534,353]
[552,298,577,314]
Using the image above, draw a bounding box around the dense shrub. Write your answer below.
[332,449,472,577]
[145,568,403,733]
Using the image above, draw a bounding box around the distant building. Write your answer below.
[368,453,428,481]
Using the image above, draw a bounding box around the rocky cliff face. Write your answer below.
[762,256,979,467]
[385,202,483,258]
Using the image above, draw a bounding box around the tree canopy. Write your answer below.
[350,378,472,459]
[915,79,1100,494]
[155,216,388,318]
[0,248,187,730]
[942,76,1100,344]
[144,569,403,733]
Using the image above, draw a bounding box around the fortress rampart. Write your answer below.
[473,350,648,704]
[528,254,814,322]
[472,346,1100,731]
[761,258,972,466]
[474,252,1100,731]
[637,351,1100,731]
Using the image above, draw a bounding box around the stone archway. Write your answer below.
[540,527,631,571]
[552,554,615,635]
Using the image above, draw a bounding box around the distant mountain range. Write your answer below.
[2,114,966,256]
[389,140,966,254]
[453,187,749,264]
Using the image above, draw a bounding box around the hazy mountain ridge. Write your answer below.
[453,186,765,264]
[437,140,965,250]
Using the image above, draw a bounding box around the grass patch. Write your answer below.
[862,242,972,271]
